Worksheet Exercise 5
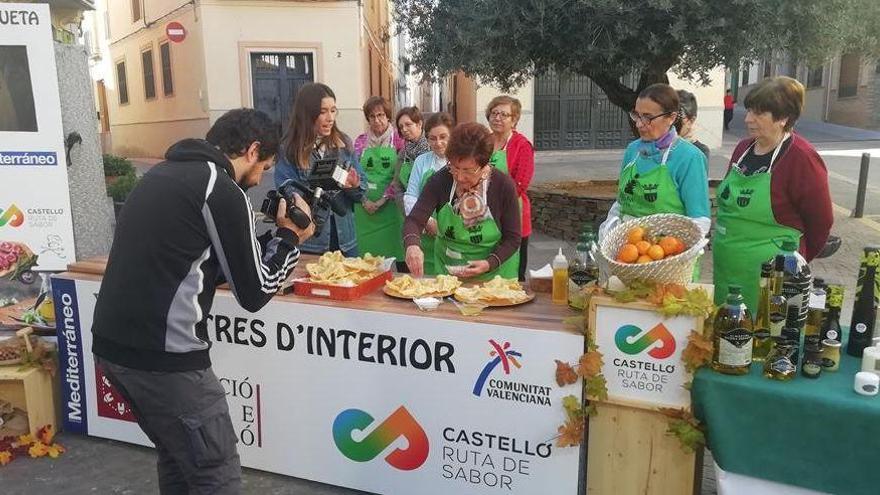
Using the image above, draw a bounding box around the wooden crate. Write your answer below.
[584,290,710,495]
[0,365,57,436]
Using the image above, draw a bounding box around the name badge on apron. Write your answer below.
[367,182,378,190]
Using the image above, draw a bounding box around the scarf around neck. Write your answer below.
[367,123,395,149]
[403,135,430,163]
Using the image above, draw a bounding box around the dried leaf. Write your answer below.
[584,375,608,401]
[562,394,584,420]
[658,407,706,452]
[0,450,12,466]
[555,360,578,387]
[577,350,604,378]
[681,330,714,372]
[37,425,55,445]
[556,418,585,448]
[16,433,35,447]
[46,443,65,459]
[28,442,49,458]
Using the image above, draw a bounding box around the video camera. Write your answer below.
[260,156,351,235]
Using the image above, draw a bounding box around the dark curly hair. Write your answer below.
[446,122,493,167]
[206,108,279,161]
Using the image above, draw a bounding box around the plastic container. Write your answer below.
[552,248,568,305]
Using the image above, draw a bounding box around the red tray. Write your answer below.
[288,270,392,301]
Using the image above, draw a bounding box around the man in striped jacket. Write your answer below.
[92,108,314,494]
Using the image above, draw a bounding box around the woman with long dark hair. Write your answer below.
[274,83,366,256]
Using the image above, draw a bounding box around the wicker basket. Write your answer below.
[598,214,708,285]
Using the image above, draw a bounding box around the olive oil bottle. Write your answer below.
[821,283,844,342]
[753,262,774,362]
[769,255,788,337]
[804,283,826,348]
[712,285,754,375]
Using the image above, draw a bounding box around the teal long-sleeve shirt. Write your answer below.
[621,137,710,220]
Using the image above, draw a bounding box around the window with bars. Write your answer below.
[142,48,156,100]
[160,42,173,96]
[807,66,824,88]
[116,61,129,104]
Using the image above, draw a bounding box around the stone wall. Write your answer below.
[55,43,114,260]
[530,180,719,242]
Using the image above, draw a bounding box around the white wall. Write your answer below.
[199,0,365,139]
[668,67,726,149]
[474,79,535,143]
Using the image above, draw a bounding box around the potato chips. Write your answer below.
[385,275,462,298]
[306,251,385,285]
[454,276,530,305]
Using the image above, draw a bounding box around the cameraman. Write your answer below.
[92,109,314,494]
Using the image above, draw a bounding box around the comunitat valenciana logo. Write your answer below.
[0,204,24,227]
[473,339,522,396]
[614,323,676,359]
[332,405,429,471]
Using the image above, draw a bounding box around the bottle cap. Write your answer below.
[774,255,786,271]
[553,248,567,267]
[728,284,741,294]
[854,371,879,396]
[781,240,799,251]
[761,262,772,277]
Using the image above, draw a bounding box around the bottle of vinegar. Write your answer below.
[848,246,880,357]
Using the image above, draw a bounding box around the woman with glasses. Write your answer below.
[274,83,366,256]
[404,122,521,281]
[599,84,711,245]
[675,90,710,161]
[396,106,430,195]
[486,96,535,281]
[713,76,832,311]
[403,112,455,276]
[353,96,406,263]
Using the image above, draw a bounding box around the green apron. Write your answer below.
[713,134,801,313]
[419,166,439,276]
[618,145,685,218]
[399,161,414,191]
[489,149,510,174]
[617,142,702,280]
[434,180,519,281]
[354,145,405,259]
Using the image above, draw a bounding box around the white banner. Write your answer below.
[0,4,76,276]
[54,277,584,494]
[594,304,694,409]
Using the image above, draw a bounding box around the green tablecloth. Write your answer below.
[693,330,880,495]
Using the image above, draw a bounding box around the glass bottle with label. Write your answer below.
[804,283,826,348]
[753,262,774,362]
[769,255,788,337]
[848,246,880,357]
[712,285,754,375]
[782,304,803,365]
[801,342,823,379]
[821,283,844,342]
[764,337,797,381]
[568,226,598,295]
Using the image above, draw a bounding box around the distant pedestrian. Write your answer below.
[723,89,735,131]
[676,90,710,162]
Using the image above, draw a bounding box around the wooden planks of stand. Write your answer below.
[64,256,577,334]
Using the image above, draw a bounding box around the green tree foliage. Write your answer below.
[395,0,880,111]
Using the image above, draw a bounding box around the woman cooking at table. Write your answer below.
[404,122,521,280]
[599,84,711,242]
[713,76,832,311]
[486,95,535,281]
[403,112,455,276]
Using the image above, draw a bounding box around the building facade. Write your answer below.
[83,0,401,157]
[734,53,879,129]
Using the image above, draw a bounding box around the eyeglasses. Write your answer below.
[489,110,513,120]
[448,165,483,177]
[368,113,387,121]
[628,111,673,125]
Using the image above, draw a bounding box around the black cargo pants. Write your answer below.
[97,357,241,495]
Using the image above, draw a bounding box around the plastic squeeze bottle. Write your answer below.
[552,248,569,305]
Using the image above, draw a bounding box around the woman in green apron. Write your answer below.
[713,77,833,312]
[354,96,406,262]
[396,106,429,191]
[404,112,455,276]
[404,123,521,281]
[598,84,711,252]
[486,95,536,281]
